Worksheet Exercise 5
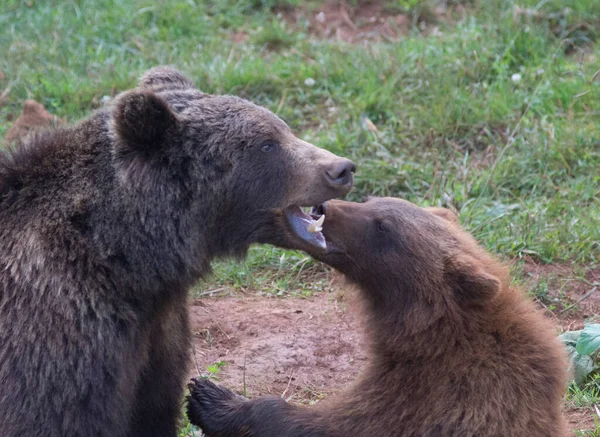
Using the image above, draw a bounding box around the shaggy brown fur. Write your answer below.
[188,197,568,437]
[3,99,61,146]
[0,67,355,437]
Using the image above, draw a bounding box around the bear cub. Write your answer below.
[188,197,568,437]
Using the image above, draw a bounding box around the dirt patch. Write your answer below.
[3,99,62,147]
[280,1,418,43]
[189,288,367,402]
[277,0,472,44]
[567,407,599,436]
[521,261,600,331]
[230,31,249,44]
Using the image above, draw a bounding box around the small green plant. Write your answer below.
[391,0,423,11]
[560,324,600,384]
[178,361,229,436]
[177,417,200,437]
[250,19,296,50]
[529,277,550,303]
[199,360,227,382]
[562,325,600,435]
[383,0,431,17]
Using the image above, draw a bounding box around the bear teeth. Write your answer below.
[307,215,325,233]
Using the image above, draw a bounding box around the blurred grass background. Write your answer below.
[2,1,597,295]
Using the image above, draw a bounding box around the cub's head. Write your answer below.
[282,197,508,314]
[109,66,355,257]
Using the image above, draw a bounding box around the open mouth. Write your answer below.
[284,205,326,250]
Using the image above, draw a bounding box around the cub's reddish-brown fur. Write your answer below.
[188,197,568,437]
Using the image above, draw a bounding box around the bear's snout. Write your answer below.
[325,158,356,188]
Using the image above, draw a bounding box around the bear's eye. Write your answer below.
[260,142,277,153]
[375,220,388,233]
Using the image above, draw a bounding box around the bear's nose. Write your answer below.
[325,159,356,187]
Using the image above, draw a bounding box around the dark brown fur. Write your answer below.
[0,67,355,437]
[188,198,568,437]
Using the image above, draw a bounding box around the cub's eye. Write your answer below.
[260,142,277,153]
[376,220,388,233]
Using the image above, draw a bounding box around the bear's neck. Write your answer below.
[85,114,217,296]
[359,281,497,362]
[106,172,214,294]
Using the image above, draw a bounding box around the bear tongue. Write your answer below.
[285,206,327,250]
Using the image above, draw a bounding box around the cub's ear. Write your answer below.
[112,90,178,154]
[445,254,500,302]
[139,66,194,91]
[424,207,460,225]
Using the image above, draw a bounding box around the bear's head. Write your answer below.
[108,66,355,258]
[281,197,509,327]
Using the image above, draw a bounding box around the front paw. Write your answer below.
[186,378,245,436]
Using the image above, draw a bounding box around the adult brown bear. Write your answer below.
[0,67,355,437]
[188,197,568,437]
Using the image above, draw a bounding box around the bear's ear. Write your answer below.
[424,207,460,225]
[139,66,195,91]
[445,254,500,302]
[112,90,178,153]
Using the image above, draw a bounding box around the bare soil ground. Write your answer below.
[190,265,599,435]
[281,2,411,43]
[189,282,367,403]
[278,1,459,43]
[522,262,600,331]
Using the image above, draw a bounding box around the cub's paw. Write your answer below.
[186,378,245,436]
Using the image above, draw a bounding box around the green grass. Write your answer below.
[569,374,600,436]
[4,0,597,284]
[1,0,599,432]
[195,246,331,297]
[569,374,600,408]
[574,419,600,437]
[1,0,598,294]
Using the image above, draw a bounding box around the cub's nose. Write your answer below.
[311,202,327,216]
[325,159,356,187]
